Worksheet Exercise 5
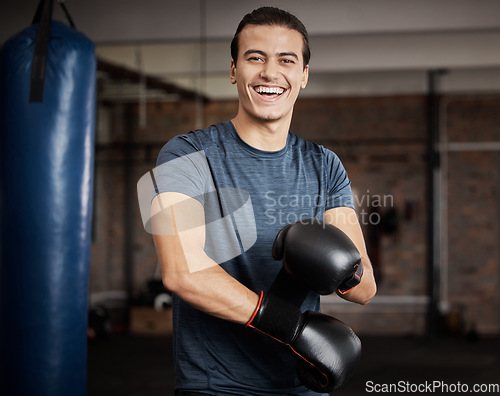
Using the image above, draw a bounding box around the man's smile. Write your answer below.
[254,86,286,96]
[252,85,288,102]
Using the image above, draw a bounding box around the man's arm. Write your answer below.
[151,191,259,324]
[324,206,377,304]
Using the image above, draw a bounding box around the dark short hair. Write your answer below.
[230,6,311,69]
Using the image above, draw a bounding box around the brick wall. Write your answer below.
[90,94,500,336]
[442,97,500,336]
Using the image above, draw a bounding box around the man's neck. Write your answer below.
[231,114,291,152]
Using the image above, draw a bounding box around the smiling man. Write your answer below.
[230,23,309,140]
[149,6,376,396]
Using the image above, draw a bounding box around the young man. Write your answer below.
[148,6,376,396]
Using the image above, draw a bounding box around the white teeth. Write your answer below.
[255,86,284,95]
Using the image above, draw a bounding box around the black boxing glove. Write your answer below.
[246,292,361,392]
[252,218,363,332]
[272,219,363,295]
[246,219,364,392]
[294,311,361,393]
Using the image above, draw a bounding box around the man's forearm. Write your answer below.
[154,233,259,324]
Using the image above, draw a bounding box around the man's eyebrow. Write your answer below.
[243,49,267,57]
[278,52,299,60]
[243,50,299,60]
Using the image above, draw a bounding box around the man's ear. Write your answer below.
[301,65,309,89]
[230,59,237,84]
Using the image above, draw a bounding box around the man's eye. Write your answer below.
[281,59,294,64]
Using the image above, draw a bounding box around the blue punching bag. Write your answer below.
[0,0,96,394]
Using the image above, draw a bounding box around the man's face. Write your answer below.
[230,24,309,125]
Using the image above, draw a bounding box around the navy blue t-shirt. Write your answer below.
[154,121,354,395]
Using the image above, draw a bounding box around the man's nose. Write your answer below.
[260,60,279,80]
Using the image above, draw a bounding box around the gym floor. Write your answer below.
[88,334,500,396]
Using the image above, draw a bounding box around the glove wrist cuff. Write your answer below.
[246,291,264,327]
[246,291,302,344]
[337,263,364,295]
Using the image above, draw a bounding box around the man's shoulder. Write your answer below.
[289,132,330,157]
[158,121,230,163]
[186,121,229,143]
[289,133,343,170]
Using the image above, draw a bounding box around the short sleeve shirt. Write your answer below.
[154,121,354,395]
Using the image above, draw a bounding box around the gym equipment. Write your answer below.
[0,1,96,395]
[247,220,362,392]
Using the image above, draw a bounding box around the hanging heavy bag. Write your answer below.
[0,1,96,395]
